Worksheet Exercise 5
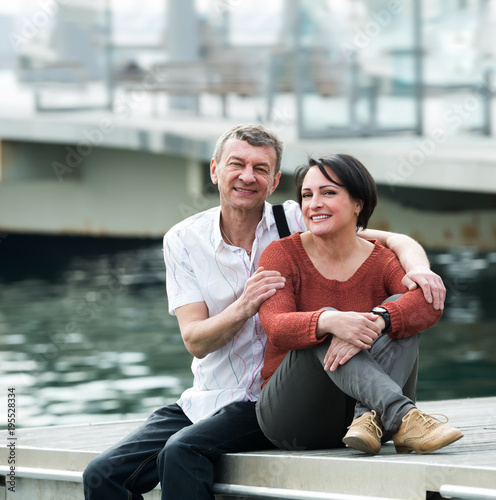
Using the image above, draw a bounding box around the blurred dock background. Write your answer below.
[0,0,495,431]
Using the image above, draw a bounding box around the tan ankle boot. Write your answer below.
[393,408,463,454]
[342,411,383,455]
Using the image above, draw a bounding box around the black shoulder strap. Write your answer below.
[272,204,291,239]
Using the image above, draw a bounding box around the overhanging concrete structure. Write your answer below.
[0,110,495,249]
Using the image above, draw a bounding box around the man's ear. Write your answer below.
[210,158,218,185]
[268,171,281,196]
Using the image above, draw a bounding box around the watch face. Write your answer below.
[373,307,387,313]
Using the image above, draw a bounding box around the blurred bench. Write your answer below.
[114,59,261,117]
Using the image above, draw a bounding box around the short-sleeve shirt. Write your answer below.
[163,200,305,423]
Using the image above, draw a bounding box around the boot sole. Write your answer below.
[343,436,380,455]
[395,432,463,454]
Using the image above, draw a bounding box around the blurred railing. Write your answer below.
[11,0,495,139]
[113,58,262,118]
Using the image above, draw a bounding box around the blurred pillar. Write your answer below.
[413,0,424,136]
[165,0,199,110]
[280,0,298,50]
[218,9,230,48]
[104,0,113,111]
[166,0,199,61]
[282,0,305,137]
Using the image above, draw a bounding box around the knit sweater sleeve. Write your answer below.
[378,249,443,338]
[258,239,325,351]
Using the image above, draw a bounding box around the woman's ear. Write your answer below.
[355,199,364,215]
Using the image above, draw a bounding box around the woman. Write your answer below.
[256,154,462,455]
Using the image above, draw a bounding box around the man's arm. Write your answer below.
[176,268,285,358]
[359,229,446,310]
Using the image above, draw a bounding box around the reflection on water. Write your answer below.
[420,248,496,401]
[0,235,193,429]
[1,235,495,429]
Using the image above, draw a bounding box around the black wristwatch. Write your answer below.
[370,307,391,333]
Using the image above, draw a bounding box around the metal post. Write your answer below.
[348,51,359,129]
[368,77,379,129]
[440,484,496,500]
[213,483,404,500]
[103,0,113,111]
[165,0,199,111]
[265,53,279,123]
[290,0,305,139]
[413,0,424,136]
[482,67,492,136]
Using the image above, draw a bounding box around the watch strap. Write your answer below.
[371,307,391,333]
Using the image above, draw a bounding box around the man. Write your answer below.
[83,124,445,499]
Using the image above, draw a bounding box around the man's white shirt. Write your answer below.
[163,200,305,423]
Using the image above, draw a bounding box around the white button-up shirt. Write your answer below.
[163,200,305,423]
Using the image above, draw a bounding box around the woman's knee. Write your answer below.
[397,332,421,351]
[381,294,403,304]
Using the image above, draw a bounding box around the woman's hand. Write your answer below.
[323,336,361,371]
[317,310,383,348]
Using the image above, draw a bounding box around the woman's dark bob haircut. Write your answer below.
[295,154,378,230]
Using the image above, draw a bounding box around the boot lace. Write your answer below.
[354,410,383,438]
[401,409,449,433]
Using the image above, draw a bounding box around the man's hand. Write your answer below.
[366,231,446,311]
[238,267,286,318]
[402,266,446,311]
[176,267,285,359]
[323,336,361,371]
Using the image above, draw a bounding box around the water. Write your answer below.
[1,234,495,430]
[0,234,192,429]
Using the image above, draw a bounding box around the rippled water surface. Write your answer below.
[1,234,495,429]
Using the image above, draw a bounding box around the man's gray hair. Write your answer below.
[213,123,283,174]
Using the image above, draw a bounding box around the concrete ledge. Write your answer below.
[0,397,495,500]
[1,110,496,195]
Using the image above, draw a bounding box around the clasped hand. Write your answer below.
[320,311,384,372]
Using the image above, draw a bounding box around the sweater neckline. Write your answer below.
[293,232,381,287]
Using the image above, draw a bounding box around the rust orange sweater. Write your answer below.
[258,233,442,386]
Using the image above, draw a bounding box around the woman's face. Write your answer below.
[301,165,362,237]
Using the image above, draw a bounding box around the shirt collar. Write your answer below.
[261,201,275,232]
[213,207,224,250]
[213,202,274,250]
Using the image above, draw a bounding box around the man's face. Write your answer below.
[210,138,281,213]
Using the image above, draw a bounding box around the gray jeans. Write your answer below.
[256,298,420,451]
